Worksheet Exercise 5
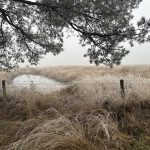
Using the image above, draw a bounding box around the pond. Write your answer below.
[11,74,66,94]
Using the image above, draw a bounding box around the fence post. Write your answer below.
[120,79,125,99]
[2,80,6,98]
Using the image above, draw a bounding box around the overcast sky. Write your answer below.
[24,0,150,67]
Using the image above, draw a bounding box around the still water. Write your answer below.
[12,74,66,94]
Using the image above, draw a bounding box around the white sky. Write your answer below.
[122,0,150,65]
[23,0,150,67]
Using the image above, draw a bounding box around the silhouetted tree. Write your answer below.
[0,0,150,70]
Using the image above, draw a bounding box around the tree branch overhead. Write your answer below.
[0,0,149,70]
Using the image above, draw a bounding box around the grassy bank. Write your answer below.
[36,65,150,82]
[0,65,150,150]
[2,65,150,82]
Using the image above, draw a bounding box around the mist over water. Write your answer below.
[12,75,66,94]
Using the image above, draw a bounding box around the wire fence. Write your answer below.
[0,79,150,99]
[0,80,67,95]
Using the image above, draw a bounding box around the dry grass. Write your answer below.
[71,75,150,105]
[1,64,150,82]
[35,65,150,82]
[0,65,150,149]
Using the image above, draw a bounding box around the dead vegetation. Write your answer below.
[0,65,150,150]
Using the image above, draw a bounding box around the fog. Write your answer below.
[21,0,150,67]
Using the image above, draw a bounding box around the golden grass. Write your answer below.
[0,65,150,149]
[1,64,150,82]
[35,65,150,82]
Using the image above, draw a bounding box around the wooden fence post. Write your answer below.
[2,80,6,98]
[120,79,125,99]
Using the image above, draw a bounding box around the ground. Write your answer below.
[0,65,150,150]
